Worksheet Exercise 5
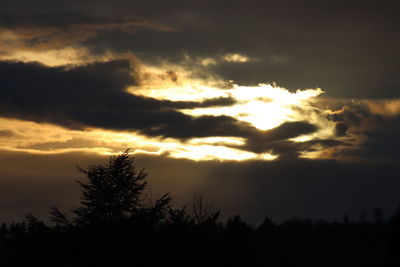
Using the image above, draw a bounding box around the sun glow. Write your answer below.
[143,83,324,131]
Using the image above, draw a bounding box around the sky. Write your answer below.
[1,0,400,223]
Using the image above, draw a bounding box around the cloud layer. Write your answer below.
[0,60,242,135]
[1,1,400,98]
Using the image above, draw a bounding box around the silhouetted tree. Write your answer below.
[1,149,398,267]
[49,206,71,230]
[226,215,252,236]
[360,209,367,223]
[388,206,400,264]
[73,149,147,224]
[192,194,220,225]
[373,207,384,224]
[24,214,48,234]
[0,223,8,242]
[343,214,350,224]
[258,216,275,233]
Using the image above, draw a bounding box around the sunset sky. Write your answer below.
[1,0,400,223]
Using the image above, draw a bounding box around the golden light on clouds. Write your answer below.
[184,84,324,131]
[223,53,250,63]
[0,117,276,161]
[362,99,400,116]
[0,47,343,161]
[0,46,90,66]
[0,44,139,67]
[141,82,325,131]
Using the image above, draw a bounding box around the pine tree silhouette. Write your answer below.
[73,149,148,224]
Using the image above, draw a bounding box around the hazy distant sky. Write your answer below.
[0,0,400,223]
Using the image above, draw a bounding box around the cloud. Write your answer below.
[334,122,348,137]
[197,120,347,160]
[222,53,250,63]
[0,59,343,158]
[3,58,399,160]
[13,1,388,98]
[2,2,400,98]
[1,4,400,160]
[0,60,254,140]
[322,100,400,160]
[0,13,174,52]
[0,129,16,137]
[242,121,318,157]
[327,104,371,126]
[340,115,400,160]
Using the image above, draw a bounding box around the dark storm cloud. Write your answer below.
[242,121,319,158]
[0,60,242,135]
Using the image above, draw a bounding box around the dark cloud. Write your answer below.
[67,0,400,99]
[141,114,255,140]
[242,121,318,158]
[258,121,317,142]
[302,139,348,149]
[340,115,400,160]
[0,13,174,51]
[1,1,399,98]
[0,13,164,30]
[0,60,243,137]
[323,101,400,160]
[328,104,371,126]
[335,122,348,137]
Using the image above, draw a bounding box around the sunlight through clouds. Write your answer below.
[0,118,276,161]
[0,47,338,161]
[172,83,324,131]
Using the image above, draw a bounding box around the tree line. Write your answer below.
[1,150,400,266]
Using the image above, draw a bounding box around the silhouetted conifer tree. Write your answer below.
[49,206,71,230]
[73,149,148,224]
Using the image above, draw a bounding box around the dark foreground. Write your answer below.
[1,151,400,266]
